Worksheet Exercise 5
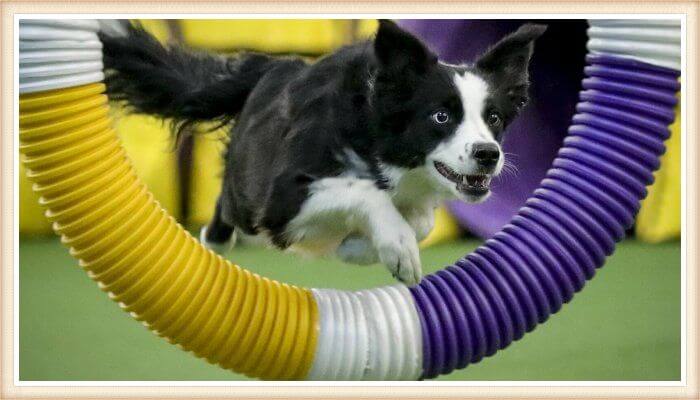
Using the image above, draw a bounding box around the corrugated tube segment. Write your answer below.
[19,83,319,380]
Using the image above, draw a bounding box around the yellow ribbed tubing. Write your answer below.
[19,83,319,380]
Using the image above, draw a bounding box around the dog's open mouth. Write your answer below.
[434,161,491,196]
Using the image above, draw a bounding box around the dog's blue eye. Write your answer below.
[487,111,502,127]
[432,111,450,124]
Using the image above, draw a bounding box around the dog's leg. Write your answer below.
[360,195,424,285]
[337,209,435,263]
[287,177,422,285]
[200,198,237,255]
[337,205,435,265]
[336,234,378,265]
[404,206,437,243]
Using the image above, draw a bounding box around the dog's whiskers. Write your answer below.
[496,157,519,181]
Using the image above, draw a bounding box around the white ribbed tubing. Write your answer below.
[308,285,423,380]
[20,19,101,32]
[19,19,104,94]
[587,19,681,70]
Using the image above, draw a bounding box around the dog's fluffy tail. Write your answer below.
[99,21,277,141]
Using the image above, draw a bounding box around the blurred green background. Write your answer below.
[19,19,681,381]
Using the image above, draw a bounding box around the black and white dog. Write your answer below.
[100,20,545,285]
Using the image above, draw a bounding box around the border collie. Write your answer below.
[99,20,546,286]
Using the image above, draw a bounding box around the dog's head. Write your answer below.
[371,20,546,203]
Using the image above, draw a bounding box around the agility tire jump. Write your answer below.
[19,19,680,380]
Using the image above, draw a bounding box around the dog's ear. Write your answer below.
[374,19,437,71]
[475,23,546,86]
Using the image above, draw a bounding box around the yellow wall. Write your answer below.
[20,19,680,243]
[181,19,378,53]
[635,103,682,243]
[19,19,681,244]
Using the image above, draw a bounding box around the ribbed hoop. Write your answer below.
[18,18,680,380]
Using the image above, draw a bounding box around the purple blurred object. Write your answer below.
[398,20,589,238]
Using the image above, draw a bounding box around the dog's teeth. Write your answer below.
[461,175,468,185]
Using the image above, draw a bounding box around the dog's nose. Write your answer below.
[472,142,500,168]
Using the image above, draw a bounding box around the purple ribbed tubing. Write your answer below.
[411,53,680,379]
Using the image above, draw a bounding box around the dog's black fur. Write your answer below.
[100,20,545,284]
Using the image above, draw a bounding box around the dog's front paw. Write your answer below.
[374,224,422,286]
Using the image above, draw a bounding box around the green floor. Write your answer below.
[19,236,680,381]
